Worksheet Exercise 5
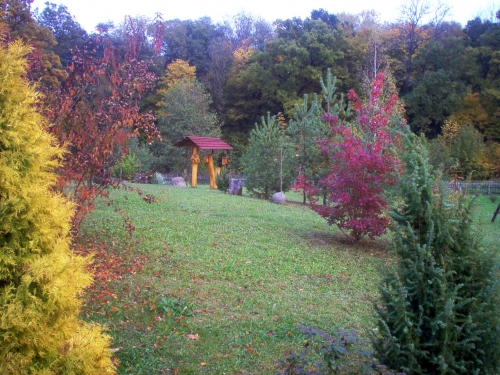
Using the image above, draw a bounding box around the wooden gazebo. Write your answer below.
[173,136,233,189]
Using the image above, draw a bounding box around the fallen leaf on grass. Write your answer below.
[194,309,212,313]
[187,333,199,340]
[200,362,207,366]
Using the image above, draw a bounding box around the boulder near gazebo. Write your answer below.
[173,136,232,189]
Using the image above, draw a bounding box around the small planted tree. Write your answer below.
[0,41,113,374]
[242,112,296,199]
[307,73,402,241]
[290,69,351,206]
[373,128,500,374]
[287,93,331,203]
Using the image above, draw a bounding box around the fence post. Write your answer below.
[492,203,500,223]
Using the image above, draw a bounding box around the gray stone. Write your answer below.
[228,178,243,195]
[271,192,286,204]
[171,177,187,187]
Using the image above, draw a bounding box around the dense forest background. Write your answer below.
[2,0,500,178]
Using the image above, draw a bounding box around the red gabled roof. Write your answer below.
[173,136,233,150]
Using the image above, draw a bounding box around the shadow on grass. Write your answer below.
[298,230,391,259]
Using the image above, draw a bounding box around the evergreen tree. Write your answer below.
[373,128,500,374]
[241,112,296,199]
[0,41,113,374]
[287,93,329,203]
[288,69,351,204]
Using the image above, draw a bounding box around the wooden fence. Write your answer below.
[447,181,500,195]
[154,174,500,196]
[155,172,246,186]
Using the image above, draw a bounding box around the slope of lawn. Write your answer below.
[77,184,499,374]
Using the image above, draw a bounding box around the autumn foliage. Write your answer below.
[306,73,401,241]
[41,23,161,228]
[0,41,114,374]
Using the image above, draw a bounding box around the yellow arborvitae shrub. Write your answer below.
[0,41,114,374]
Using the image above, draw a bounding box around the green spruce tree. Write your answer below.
[373,128,500,374]
[287,69,350,204]
[0,41,114,374]
[242,112,296,199]
[287,93,330,203]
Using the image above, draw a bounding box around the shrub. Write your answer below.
[154,172,168,185]
[373,129,500,374]
[111,153,140,180]
[216,166,230,193]
[277,326,403,375]
[0,42,114,374]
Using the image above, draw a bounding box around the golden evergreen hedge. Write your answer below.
[0,41,114,374]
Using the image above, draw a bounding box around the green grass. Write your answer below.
[78,184,499,374]
[471,194,500,249]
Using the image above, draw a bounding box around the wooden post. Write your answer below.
[492,203,500,223]
[190,146,200,188]
[205,151,217,189]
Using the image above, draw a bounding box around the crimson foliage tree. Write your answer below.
[306,73,402,241]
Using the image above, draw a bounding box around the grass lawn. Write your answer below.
[77,184,500,374]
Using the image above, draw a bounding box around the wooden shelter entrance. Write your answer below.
[173,136,233,189]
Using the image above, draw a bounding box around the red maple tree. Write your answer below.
[306,73,402,241]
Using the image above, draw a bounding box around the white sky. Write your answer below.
[31,0,500,32]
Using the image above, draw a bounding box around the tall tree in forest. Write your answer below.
[153,62,220,172]
[160,17,225,78]
[388,0,431,96]
[403,23,469,136]
[224,13,353,137]
[223,44,255,135]
[35,2,87,66]
[204,37,233,118]
[0,40,114,375]
[160,58,196,89]
[223,11,274,50]
[386,0,450,96]
[0,0,66,87]
[340,10,395,98]
[463,16,500,140]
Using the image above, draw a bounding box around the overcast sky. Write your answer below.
[31,0,499,32]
